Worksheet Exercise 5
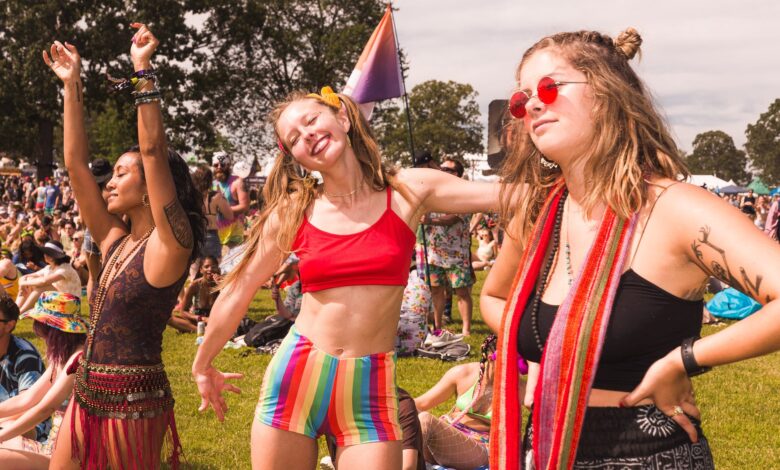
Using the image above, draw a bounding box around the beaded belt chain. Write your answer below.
[74,359,174,420]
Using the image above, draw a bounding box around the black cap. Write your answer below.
[89,159,112,185]
[413,150,434,167]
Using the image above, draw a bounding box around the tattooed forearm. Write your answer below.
[164,200,194,250]
[691,225,764,300]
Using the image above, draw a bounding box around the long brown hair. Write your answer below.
[223,90,403,286]
[499,28,689,242]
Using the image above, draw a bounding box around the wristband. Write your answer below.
[681,337,711,377]
[132,69,157,79]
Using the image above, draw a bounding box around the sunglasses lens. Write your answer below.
[538,76,558,104]
[509,91,529,118]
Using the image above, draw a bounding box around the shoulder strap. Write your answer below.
[386,185,392,209]
[628,181,680,268]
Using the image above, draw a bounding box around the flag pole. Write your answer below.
[388,3,432,293]
[389,3,416,158]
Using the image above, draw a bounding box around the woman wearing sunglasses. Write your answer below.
[481,28,780,469]
[192,86,499,469]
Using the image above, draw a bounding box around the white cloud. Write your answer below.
[392,0,780,151]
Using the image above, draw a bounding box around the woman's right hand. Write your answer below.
[42,41,81,84]
[193,365,243,422]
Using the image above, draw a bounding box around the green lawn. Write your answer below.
[13,271,780,468]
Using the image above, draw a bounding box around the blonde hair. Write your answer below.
[499,28,688,242]
[223,90,402,286]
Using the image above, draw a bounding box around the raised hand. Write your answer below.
[129,22,159,70]
[42,41,81,84]
[194,365,243,422]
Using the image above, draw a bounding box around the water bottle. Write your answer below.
[197,321,206,337]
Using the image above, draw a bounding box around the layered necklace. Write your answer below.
[529,190,567,351]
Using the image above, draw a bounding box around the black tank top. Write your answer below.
[89,238,186,365]
[517,269,703,391]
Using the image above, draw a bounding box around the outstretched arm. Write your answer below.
[0,360,76,444]
[43,42,125,248]
[130,23,193,285]
[192,210,284,421]
[396,168,502,216]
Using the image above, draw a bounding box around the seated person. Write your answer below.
[12,238,45,276]
[396,265,430,356]
[270,255,301,321]
[0,295,47,443]
[0,292,86,469]
[168,256,222,333]
[414,336,501,470]
[16,241,81,314]
[471,228,497,271]
[0,255,19,300]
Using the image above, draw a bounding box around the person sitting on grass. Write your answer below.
[414,336,502,470]
[270,255,301,322]
[168,256,222,333]
[471,227,498,271]
[0,292,86,470]
[15,241,81,314]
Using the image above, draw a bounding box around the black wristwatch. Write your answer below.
[681,337,712,377]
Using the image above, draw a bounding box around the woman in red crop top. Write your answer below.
[192,87,500,469]
[481,28,780,469]
[45,25,204,470]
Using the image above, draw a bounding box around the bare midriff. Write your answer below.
[294,284,405,358]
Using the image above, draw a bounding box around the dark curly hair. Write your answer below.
[124,146,206,262]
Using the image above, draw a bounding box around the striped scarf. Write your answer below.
[490,182,638,469]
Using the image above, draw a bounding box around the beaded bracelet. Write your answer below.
[132,88,161,99]
[132,69,157,79]
[135,96,162,106]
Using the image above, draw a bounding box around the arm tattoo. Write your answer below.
[691,225,767,302]
[76,82,82,103]
[163,199,193,250]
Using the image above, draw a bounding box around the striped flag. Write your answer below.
[343,5,404,117]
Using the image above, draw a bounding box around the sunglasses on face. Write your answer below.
[509,76,588,119]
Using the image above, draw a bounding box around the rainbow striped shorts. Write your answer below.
[256,325,402,446]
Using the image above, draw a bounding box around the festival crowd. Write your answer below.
[0,19,779,470]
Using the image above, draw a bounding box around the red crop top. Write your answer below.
[291,187,416,293]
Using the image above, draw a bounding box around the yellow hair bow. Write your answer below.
[307,86,340,109]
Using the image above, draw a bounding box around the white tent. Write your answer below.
[686,174,730,190]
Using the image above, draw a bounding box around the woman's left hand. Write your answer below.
[620,348,701,442]
[129,22,158,70]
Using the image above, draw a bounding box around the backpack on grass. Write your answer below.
[416,341,471,361]
[244,315,293,348]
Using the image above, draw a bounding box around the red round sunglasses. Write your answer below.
[509,76,587,119]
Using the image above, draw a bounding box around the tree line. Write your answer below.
[0,0,483,178]
[685,99,780,186]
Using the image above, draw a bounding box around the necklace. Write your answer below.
[322,183,362,198]
[530,190,567,352]
[83,226,155,378]
[564,198,574,286]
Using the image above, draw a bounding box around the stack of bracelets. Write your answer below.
[107,68,161,106]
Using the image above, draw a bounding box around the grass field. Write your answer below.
[13,270,780,469]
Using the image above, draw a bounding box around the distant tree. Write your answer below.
[194,0,386,157]
[745,99,780,185]
[0,0,211,176]
[377,80,483,166]
[686,130,749,185]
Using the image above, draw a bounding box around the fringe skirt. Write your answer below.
[68,356,182,470]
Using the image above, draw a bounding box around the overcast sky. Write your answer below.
[391,0,780,152]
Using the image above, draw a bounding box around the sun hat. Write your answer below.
[21,291,87,334]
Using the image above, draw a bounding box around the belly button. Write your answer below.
[334,348,344,357]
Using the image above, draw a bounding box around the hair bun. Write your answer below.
[614,27,642,60]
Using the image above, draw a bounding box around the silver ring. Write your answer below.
[669,405,684,417]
